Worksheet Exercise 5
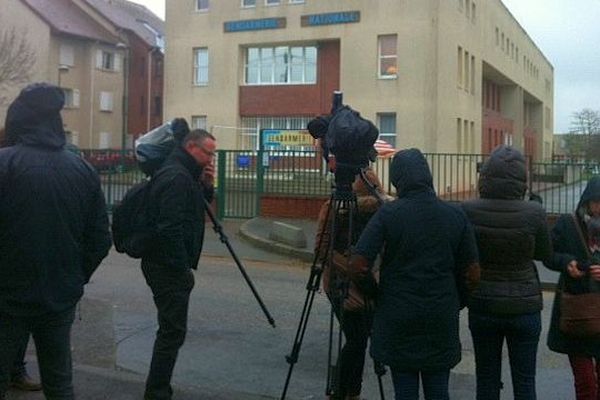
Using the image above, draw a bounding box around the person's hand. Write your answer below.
[590,265,600,282]
[567,260,585,279]
[201,164,215,187]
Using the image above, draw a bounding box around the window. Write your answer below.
[465,0,470,19]
[495,28,499,46]
[456,118,462,152]
[59,44,74,66]
[463,50,469,91]
[62,88,80,108]
[240,116,312,150]
[193,48,209,85]
[266,0,280,5]
[95,50,120,71]
[99,91,113,112]
[65,131,79,146]
[191,116,207,130]
[196,0,209,11]
[470,55,475,95]
[501,33,504,50]
[377,113,397,148]
[516,47,519,63]
[457,46,463,88]
[245,45,317,85]
[153,96,162,116]
[378,35,397,78]
[471,2,476,23]
[99,132,111,149]
[242,0,256,7]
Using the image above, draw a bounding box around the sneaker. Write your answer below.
[10,373,42,391]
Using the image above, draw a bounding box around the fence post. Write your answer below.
[256,150,265,217]
[217,150,226,220]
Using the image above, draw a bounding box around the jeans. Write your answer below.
[469,311,541,400]
[391,369,450,400]
[0,307,75,400]
[568,355,600,400]
[142,260,195,400]
[330,308,371,398]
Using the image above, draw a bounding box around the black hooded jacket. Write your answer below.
[0,83,111,316]
[142,146,213,270]
[354,149,478,371]
[462,145,551,315]
[545,177,600,356]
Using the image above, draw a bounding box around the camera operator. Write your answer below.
[349,149,480,400]
[315,168,391,400]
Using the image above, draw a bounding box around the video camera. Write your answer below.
[307,92,379,193]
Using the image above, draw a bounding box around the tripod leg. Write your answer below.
[280,264,323,400]
[374,360,387,400]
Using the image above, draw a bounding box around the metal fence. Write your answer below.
[85,149,597,218]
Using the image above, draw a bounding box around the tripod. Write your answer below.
[203,199,276,328]
[280,170,386,400]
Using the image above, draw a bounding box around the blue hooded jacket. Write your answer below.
[354,148,478,370]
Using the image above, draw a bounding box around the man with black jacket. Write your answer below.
[141,129,216,400]
[0,83,111,399]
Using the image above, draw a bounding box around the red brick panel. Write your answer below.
[260,196,327,219]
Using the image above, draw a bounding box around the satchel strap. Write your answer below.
[571,213,591,258]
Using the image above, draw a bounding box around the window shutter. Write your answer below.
[114,53,122,71]
[72,89,80,108]
[96,50,103,69]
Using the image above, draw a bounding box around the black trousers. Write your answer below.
[0,307,75,399]
[141,260,195,400]
[11,334,28,379]
[331,305,372,398]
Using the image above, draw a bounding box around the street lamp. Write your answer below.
[57,64,69,88]
[116,42,129,152]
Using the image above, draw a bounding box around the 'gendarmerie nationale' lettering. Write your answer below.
[301,11,360,27]
[224,17,286,32]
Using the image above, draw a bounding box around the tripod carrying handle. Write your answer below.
[203,199,276,328]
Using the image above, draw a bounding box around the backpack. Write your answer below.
[112,180,154,258]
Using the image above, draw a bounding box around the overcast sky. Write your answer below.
[134,0,599,133]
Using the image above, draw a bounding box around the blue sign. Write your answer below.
[301,11,360,27]
[224,18,286,32]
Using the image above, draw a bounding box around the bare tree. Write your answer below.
[569,109,600,160]
[0,28,36,106]
[570,108,600,135]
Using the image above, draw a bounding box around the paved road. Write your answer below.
[11,222,573,399]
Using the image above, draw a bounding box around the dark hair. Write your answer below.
[181,129,215,147]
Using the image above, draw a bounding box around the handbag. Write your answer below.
[558,215,600,338]
[559,291,600,338]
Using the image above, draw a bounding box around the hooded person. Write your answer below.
[461,145,552,400]
[0,83,111,400]
[545,176,600,400]
[349,148,479,400]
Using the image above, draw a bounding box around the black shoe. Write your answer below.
[10,372,42,391]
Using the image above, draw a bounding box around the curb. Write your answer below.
[239,220,314,263]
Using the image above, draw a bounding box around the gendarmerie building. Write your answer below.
[164,0,553,160]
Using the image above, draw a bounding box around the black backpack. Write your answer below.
[112,180,154,258]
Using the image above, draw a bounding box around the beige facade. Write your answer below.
[165,0,553,159]
[1,0,126,149]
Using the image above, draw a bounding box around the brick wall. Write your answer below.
[260,195,327,219]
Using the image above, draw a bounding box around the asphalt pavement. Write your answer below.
[7,217,571,400]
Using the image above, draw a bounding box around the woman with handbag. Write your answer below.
[315,168,390,400]
[546,177,600,400]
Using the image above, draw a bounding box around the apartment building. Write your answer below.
[164,0,553,160]
[0,0,164,149]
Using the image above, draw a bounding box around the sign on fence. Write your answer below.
[260,129,315,150]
